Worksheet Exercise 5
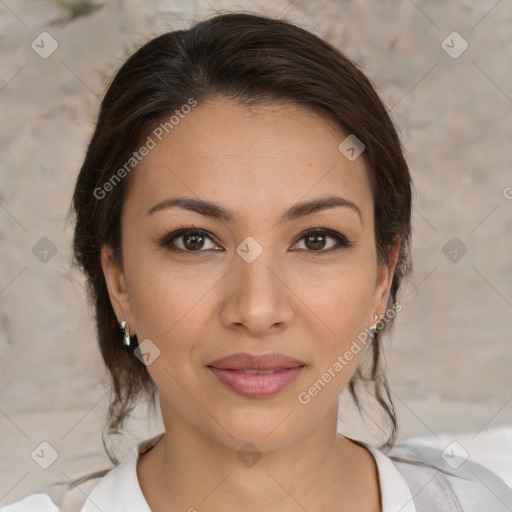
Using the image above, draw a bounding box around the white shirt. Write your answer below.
[0,435,416,512]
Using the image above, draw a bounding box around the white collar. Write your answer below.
[79,436,159,512]
[363,443,418,512]
[81,435,417,512]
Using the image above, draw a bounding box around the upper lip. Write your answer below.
[207,352,305,370]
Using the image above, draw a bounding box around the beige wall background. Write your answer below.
[1,0,511,504]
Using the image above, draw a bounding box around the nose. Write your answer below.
[219,243,294,338]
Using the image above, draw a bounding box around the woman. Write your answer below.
[3,11,511,512]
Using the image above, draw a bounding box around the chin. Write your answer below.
[203,406,310,452]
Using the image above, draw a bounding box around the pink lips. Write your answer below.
[207,352,305,398]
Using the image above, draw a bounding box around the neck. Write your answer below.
[137,403,381,512]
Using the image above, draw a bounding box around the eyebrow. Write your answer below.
[146,195,363,225]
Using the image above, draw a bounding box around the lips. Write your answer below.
[207,352,305,371]
[206,352,305,398]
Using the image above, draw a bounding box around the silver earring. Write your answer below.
[120,320,131,347]
[369,313,379,336]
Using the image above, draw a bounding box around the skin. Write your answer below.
[102,98,400,512]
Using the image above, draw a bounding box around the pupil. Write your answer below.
[306,233,324,250]
[185,234,203,250]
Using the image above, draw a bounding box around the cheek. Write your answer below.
[289,261,376,397]
[293,271,375,406]
[125,252,221,349]
[291,258,376,334]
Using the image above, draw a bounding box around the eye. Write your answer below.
[291,228,353,253]
[158,226,353,254]
[158,227,221,253]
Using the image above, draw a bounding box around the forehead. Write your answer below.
[124,99,373,223]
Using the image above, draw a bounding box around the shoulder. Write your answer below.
[0,473,105,512]
[385,441,512,511]
[1,434,163,512]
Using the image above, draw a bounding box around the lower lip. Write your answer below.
[207,366,304,398]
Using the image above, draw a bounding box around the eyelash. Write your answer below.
[157,224,353,255]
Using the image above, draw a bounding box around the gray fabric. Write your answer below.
[387,442,512,511]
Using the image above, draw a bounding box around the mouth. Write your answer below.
[206,352,306,398]
[206,354,306,398]
[223,368,294,374]
[206,351,306,371]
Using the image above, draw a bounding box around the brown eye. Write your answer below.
[159,227,352,255]
[292,228,353,253]
[305,232,328,251]
[159,228,221,253]
[182,232,205,251]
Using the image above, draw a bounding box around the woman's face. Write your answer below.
[102,98,398,451]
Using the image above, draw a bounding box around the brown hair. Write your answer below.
[69,11,412,464]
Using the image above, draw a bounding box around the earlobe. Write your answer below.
[100,245,135,330]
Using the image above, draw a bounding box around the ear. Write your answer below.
[371,235,400,320]
[100,244,137,334]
